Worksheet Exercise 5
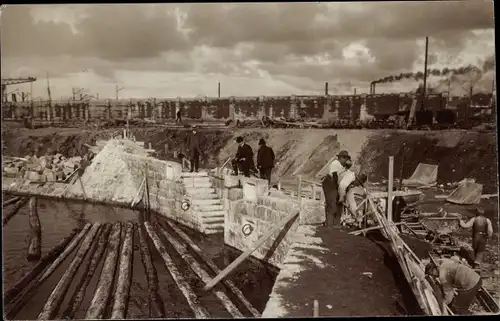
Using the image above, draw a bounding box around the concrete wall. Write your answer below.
[4,92,475,122]
[216,174,325,268]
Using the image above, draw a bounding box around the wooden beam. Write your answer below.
[204,212,299,291]
[387,156,394,223]
[166,220,260,317]
[38,223,102,320]
[111,222,134,319]
[85,223,122,319]
[144,222,210,318]
[158,222,244,317]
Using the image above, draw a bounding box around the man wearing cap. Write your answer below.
[257,138,275,185]
[459,207,494,268]
[188,124,201,172]
[231,136,255,177]
[321,150,351,227]
[425,258,482,315]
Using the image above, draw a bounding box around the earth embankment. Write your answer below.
[2,127,497,192]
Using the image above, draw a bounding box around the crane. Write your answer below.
[1,77,37,102]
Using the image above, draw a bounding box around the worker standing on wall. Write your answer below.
[231,136,255,177]
[321,150,351,227]
[257,138,275,185]
[458,207,494,268]
[188,124,201,173]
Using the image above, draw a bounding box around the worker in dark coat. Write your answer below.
[176,108,182,123]
[257,138,275,185]
[188,124,201,172]
[321,150,351,227]
[231,136,255,177]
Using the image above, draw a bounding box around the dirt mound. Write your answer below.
[217,129,375,179]
[2,127,233,169]
[3,127,497,192]
[357,131,498,193]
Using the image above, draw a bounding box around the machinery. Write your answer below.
[1,77,37,102]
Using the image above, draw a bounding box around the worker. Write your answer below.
[321,150,351,227]
[256,138,275,185]
[188,124,201,173]
[231,136,255,177]
[392,190,407,232]
[176,108,182,123]
[425,258,482,315]
[339,169,368,227]
[458,207,494,268]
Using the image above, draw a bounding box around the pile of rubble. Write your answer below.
[2,153,91,183]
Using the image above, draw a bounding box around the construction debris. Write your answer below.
[2,153,92,183]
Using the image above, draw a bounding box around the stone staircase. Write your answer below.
[181,171,225,234]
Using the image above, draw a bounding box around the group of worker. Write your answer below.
[230,136,276,184]
[421,206,494,315]
[321,150,368,227]
[188,126,276,183]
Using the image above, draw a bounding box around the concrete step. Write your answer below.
[195,204,224,212]
[199,211,226,218]
[183,181,213,189]
[182,177,212,185]
[185,186,215,194]
[181,172,209,178]
[202,216,225,224]
[189,192,220,200]
[204,226,224,234]
[191,198,222,206]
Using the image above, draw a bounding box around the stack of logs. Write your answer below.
[2,196,260,319]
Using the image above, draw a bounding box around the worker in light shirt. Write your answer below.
[321,150,351,227]
[339,171,368,227]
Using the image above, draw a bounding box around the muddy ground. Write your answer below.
[272,227,421,317]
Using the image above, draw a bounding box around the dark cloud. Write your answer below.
[1,5,189,60]
[1,2,494,94]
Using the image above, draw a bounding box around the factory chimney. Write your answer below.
[325,82,329,95]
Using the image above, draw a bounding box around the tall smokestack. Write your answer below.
[421,36,429,111]
[354,88,357,95]
[218,82,220,98]
[325,82,329,95]
[372,83,376,95]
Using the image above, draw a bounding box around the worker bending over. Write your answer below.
[339,168,368,227]
[459,207,493,268]
[231,136,255,177]
[425,258,482,315]
[321,150,351,227]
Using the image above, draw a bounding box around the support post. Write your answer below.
[297,175,302,204]
[27,197,42,262]
[387,156,394,223]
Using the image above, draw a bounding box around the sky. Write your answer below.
[1,2,495,100]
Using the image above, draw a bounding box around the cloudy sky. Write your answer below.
[1,2,495,100]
